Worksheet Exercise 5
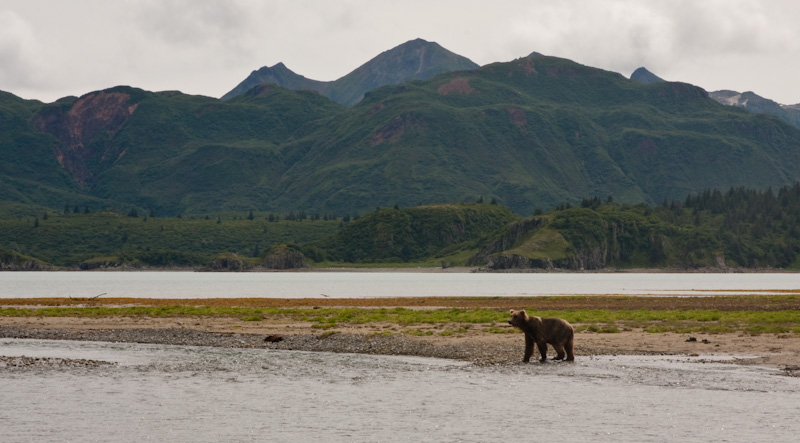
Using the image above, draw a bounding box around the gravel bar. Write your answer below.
[0,325,524,366]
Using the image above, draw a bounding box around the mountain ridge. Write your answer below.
[707,89,800,129]
[630,67,800,129]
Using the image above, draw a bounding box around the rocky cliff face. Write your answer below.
[32,91,137,185]
[0,250,49,271]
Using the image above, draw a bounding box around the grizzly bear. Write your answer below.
[508,310,574,362]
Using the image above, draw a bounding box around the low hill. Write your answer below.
[471,184,800,270]
[308,203,518,264]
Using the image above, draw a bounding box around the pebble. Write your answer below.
[0,355,116,369]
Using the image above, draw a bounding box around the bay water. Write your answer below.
[2,271,798,299]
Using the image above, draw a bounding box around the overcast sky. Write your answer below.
[2,0,798,104]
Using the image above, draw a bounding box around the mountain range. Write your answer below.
[221,38,479,106]
[3,39,800,218]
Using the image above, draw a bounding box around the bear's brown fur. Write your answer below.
[508,310,574,362]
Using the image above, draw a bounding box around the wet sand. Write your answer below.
[2,296,799,370]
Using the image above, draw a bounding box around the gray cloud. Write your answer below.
[132,0,250,47]
[2,0,799,104]
[507,0,796,69]
[0,10,46,92]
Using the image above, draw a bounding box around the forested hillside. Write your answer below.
[3,186,800,270]
[473,184,800,270]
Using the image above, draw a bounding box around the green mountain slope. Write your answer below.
[19,85,343,215]
[270,55,800,215]
[0,91,113,210]
[222,38,480,105]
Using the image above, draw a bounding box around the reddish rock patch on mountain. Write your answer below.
[33,91,136,185]
[250,84,275,97]
[368,102,386,115]
[370,115,426,146]
[519,58,538,75]
[507,107,528,132]
[437,77,476,96]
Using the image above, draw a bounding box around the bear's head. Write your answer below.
[508,309,528,328]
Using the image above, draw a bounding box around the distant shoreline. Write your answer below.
[2,265,796,273]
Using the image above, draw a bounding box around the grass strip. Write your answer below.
[2,306,799,334]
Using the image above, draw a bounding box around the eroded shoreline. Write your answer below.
[3,295,799,370]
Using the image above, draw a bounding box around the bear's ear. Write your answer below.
[509,309,515,314]
[519,310,526,315]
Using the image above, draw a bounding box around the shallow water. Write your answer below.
[2,271,799,299]
[2,339,798,442]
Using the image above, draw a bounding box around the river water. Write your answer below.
[2,271,799,299]
[1,338,798,442]
[3,273,799,441]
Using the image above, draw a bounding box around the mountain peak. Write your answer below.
[405,37,431,46]
[630,67,665,84]
[322,38,479,106]
[221,63,323,101]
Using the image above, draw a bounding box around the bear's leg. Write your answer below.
[565,337,575,361]
[523,333,534,362]
[552,343,566,360]
[536,341,548,362]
